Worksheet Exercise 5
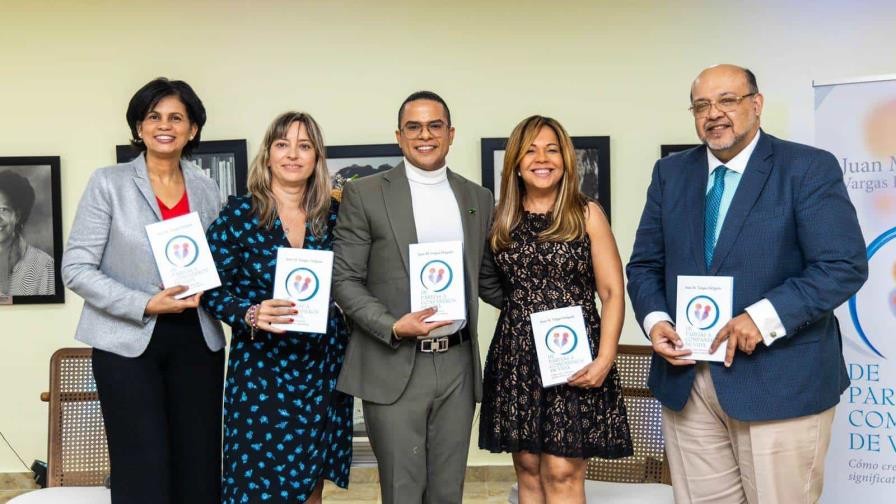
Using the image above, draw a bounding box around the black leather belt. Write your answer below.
[416,329,467,353]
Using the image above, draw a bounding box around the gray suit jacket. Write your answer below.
[62,154,225,357]
[333,162,503,404]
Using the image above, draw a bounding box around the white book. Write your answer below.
[530,306,594,387]
[675,275,734,362]
[271,248,334,334]
[409,241,466,322]
[145,212,221,299]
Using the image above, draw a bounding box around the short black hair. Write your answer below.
[398,90,451,128]
[744,68,759,94]
[0,170,36,233]
[126,77,207,158]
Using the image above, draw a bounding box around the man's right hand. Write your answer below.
[393,307,452,339]
[650,321,696,366]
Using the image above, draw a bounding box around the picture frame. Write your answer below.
[325,143,403,187]
[481,136,612,223]
[0,156,64,304]
[116,139,249,204]
[661,144,700,158]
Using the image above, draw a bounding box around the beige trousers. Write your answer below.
[662,364,835,504]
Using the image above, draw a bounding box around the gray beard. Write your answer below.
[704,130,745,152]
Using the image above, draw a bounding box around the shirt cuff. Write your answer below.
[745,299,787,346]
[643,311,673,340]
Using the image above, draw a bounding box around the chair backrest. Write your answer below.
[46,348,109,487]
[585,344,671,485]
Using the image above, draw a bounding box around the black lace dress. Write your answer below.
[479,211,633,459]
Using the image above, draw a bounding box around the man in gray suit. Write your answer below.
[334,91,502,504]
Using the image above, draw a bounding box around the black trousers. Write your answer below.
[92,310,224,504]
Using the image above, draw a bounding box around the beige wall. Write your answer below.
[1,0,894,472]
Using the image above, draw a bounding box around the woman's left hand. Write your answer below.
[567,358,613,389]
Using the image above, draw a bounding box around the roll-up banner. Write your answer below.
[816,74,896,502]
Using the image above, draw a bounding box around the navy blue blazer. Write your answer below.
[626,131,868,422]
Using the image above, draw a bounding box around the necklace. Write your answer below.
[281,211,305,235]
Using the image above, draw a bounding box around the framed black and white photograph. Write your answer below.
[481,136,612,223]
[0,156,64,305]
[117,139,249,204]
[325,143,403,189]
[661,144,700,158]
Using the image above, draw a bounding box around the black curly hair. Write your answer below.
[0,170,36,235]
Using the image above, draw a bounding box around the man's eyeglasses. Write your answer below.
[689,93,756,118]
[400,120,449,139]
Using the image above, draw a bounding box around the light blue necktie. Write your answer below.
[704,166,727,268]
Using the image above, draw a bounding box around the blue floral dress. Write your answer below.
[203,196,352,503]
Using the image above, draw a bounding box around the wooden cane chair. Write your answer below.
[40,347,110,487]
[585,344,671,485]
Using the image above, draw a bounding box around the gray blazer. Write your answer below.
[62,154,225,357]
[333,162,503,404]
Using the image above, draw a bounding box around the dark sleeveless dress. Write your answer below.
[479,211,633,459]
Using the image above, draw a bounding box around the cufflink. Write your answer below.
[770,331,778,338]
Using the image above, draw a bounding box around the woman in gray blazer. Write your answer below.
[62,78,225,504]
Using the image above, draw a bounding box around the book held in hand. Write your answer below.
[272,248,334,334]
[675,275,734,362]
[531,305,594,387]
[409,240,466,322]
[145,212,221,299]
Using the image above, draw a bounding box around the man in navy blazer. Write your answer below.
[627,65,867,503]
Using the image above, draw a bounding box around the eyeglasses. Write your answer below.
[689,93,756,118]
[400,120,449,139]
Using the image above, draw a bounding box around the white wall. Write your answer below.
[1,0,894,472]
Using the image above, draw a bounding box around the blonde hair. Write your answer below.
[490,115,587,252]
[247,111,331,237]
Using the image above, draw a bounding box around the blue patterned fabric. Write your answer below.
[203,195,352,503]
[704,165,727,268]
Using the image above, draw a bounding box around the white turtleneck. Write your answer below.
[405,158,466,337]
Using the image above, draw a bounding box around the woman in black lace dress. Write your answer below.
[479,115,632,503]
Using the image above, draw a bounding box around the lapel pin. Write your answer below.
[467,208,477,215]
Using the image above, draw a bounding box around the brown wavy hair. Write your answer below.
[490,115,587,252]
[247,112,330,237]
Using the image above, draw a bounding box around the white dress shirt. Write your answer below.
[643,131,787,347]
[405,158,467,338]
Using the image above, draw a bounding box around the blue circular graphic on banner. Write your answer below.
[849,226,896,359]
[285,267,320,302]
[164,235,199,267]
[420,260,453,292]
[545,324,579,355]
[685,295,721,330]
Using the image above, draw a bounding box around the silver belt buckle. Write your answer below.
[421,336,450,353]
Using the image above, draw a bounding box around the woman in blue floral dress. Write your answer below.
[203,111,352,503]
